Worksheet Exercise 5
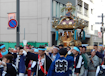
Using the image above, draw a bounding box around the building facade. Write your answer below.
[76,0,104,46]
[0,0,52,46]
[0,0,76,46]
[0,0,104,46]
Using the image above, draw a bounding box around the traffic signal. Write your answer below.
[101,27,103,32]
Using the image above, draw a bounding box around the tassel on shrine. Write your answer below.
[62,31,64,36]
[56,31,58,41]
[67,31,69,38]
[82,30,85,40]
[67,31,69,36]
[74,30,78,40]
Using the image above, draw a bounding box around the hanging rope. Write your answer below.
[55,31,58,41]
[74,29,78,40]
[69,31,72,40]
[82,30,85,40]
[62,31,64,36]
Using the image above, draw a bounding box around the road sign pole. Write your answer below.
[16,0,20,46]
[102,13,103,45]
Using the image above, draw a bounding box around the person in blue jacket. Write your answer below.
[15,46,27,76]
[49,46,60,61]
[0,44,8,56]
[47,48,74,76]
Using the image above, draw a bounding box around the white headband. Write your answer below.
[53,46,59,50]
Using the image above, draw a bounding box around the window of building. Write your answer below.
[90,0,93,3]
[52,1,53,17]
[60,4,63,17]
[78,6,82,12]
[91,25,93,30]
[99,43,102,46]
[94,42,98,45]
[52,1,56,17]
[77,0,82,13]
[63,4,66,16]
[91,9,93,14]
[57,2,60,18]
[52,1,66,18]
[56,2,58,17]
[84,9,88,16]
[78,0,82,6]
[85,21,89,26]
[84,3,88,16]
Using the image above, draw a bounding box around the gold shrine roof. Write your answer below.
[52,16,88,30]
[52,2,88,30]
[56,17,75,29]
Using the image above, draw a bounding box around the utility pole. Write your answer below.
[102,13,104,45]
[96,13,105,46]
[16,0,20,46]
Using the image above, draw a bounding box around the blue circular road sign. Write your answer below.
[8,19,18,28]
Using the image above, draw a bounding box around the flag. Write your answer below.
[8,13,16,29]
[8,13,16,20]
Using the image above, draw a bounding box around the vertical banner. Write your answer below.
[8,13,16,29]
[103,33,105,46]
[98,32,102,38]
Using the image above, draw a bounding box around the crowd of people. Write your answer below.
[0,44,105,76]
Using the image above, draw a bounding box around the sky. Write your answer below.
[94,0,105,45]
[94,0,105,31]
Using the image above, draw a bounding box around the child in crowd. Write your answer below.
[0,54,17,76]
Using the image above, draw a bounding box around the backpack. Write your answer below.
[98,66,105,76]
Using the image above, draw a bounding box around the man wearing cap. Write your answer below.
[72,47,83,76]
[25,46,52,76]
[47,48,74,76]
[48,46,60,61]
